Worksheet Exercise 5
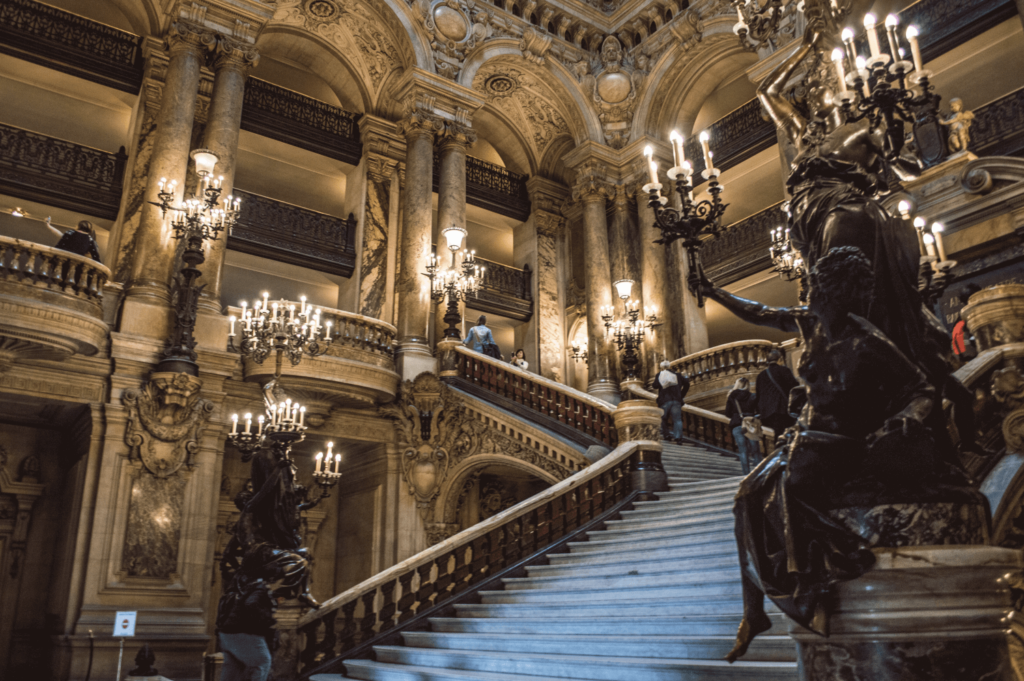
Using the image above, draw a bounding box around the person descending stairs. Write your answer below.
[320,441,799,681]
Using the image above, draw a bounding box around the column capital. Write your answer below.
[166,21,217,57]
[526,176,570,213]
[571,161,615,203]
[437,120,477,151]
[360,115,407,184]
[396,93,445,142]
[535,211,565,238]
[213,36,260,73]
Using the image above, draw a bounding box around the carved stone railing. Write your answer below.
[702,202,785,286]
[0,123,127,220]
[0,0,143,93]
[0,235,110,361]
[293,438,650,678]
[241,77,362,165]
[684,98,776,177]
[228,303,398,409]
[432,154,531,221]
[970,86,1024,159]
[440,342,617,449]
[228,189,357,278]
[465,257,533,322]
[667,339,777,412]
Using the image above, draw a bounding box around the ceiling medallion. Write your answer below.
[484,74,517,97]
[304,0,340,22]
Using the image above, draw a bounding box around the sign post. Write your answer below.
[113,611,137,681]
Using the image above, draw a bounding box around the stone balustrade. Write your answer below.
[227,303,399,411]
[0,235,110,362]
[669,339,777,412]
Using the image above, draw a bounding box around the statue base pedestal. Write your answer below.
[788,545,1020,681]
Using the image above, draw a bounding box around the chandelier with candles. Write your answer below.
[425,225,486,339]
[151,148,242,376]
[570,339,589,365]
[601,279,660,381]
[229,293,333,379]
[896,200,955,306]
[642,132,728,308]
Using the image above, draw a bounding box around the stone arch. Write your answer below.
[632,31,756,141]
[460,43,602,150]
[431,453,563,525]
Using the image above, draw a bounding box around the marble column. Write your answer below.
[433,121,476,345]
[608,184,646,384]
[125,22,213,304]
[636,178,679,373]
[665,179,709,356]
[395,108,441,378]
[573,167,619,404]
[196,37,259,314]
[358,117,404,322]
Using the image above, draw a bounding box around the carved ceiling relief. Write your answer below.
[570,35,648,149]
[412,0,489,80]
[380,373,574,536]
[273,0,402,93]
[472,63,570,158]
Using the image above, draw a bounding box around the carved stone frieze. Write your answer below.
[413,0,490,80]
[571,35,647,149]
[123,372,213,477]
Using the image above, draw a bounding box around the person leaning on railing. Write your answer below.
[45,218,102,263]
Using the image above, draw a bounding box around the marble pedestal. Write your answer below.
[789,545,1020,681]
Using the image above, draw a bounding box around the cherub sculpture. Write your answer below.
[940,97,975,153]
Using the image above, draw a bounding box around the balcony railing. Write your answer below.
[465,257,533,321]
[684,98,776,177]
[970,86,1024,159]
[241,77,362,165]
[228,190,357,278]
[0,123,127,220]
[702,202,784,286]
[440,343,617,449]
[433,154,531,221]
[0,0,143,92]
[0,235,110,358]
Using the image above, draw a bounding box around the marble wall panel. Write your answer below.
[359,178,391,320]
[121,472,188,579]
[536,216,565,382]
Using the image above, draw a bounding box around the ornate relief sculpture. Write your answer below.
[123,372,213,477]
[573,36,647,149]
[413,0,490,79]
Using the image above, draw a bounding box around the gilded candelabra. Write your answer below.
[229,294,332,380]
[151,148,241,375]
[896,200,956,308]
[601,280,660,381]
[643,135,728,308]
[425,225,486,339]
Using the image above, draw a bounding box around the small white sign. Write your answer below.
[114,611,137,637]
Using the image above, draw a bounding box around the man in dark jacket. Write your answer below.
[755,349,799,433]
[217,570,279,681]
[47,219,102,262]
[653,360,690,444]
[726,377,760,474]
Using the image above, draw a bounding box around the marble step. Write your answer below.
[427,613,788,637]
[368,646,798,680]
[566,521,734,552]
[618,495,738,521]
[453,596,750,618]
[501,566,743,592]
[329,662,575,681]
[477,578,741,604]
[545,538,737,567]
[400,631,796,662]
[526,552,739,579]
[584,514,734,542]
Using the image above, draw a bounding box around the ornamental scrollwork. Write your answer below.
[123,372,213,477]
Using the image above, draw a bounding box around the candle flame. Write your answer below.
[831,47,844,62]
[885,13,898,28]
[906,25,919,39]
[863,13,876,28]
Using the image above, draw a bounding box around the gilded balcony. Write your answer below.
[0,236,110,366]
[232,304,400,413]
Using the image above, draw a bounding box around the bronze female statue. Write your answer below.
[698,248,981,661]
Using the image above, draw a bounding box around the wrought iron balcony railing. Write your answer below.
[970,86,1024,159]
[465,256,533,321]
[0,122,127,220]
[228,190,358,278]
[701,202,785,286]
[241,78,362,165]
[0,0,142,93]
[433,154,532,221]
[683,99,777,177]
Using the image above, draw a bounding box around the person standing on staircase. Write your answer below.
[726,377,761,474]
[653,360,689,444]
[755,349,799,434]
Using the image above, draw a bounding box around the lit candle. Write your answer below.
[244,412,252,435]
[229,315,236,337]
[884,14,900,60]
[922,232,937,263]
[299,406,306,427]
[897,200,912,220]
[327,442,334,464]
[257,415,264,435]
[863,13,881,58]
[855,56,870,97]
[334,453,341,474]
[841,27,856,69]
[913,216,927,254]
[262,291,269,310]
[669,130,685,168]
[831,48,847,90]
[231,413,238,435]
[906,26,923,72]
[699,131,713,171]
[292,404,299,424]
[158,177,166,191]
[315,451,323,474]
[643,145,659,185]
[931,222,947,261]
[300,296,307,315]
[324,321,332,341]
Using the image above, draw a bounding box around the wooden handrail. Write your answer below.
[293,440,646,675]
[442,343,617,448]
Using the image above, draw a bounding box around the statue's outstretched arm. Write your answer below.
[757,26,822,147]
[701,277,802,334]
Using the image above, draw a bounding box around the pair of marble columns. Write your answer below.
[394,108,477,377]
[123,21,258,312]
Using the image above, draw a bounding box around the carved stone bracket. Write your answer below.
[123,372,214,477]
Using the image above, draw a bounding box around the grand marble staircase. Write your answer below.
[318,443,799,681]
